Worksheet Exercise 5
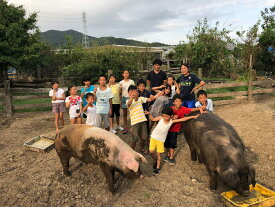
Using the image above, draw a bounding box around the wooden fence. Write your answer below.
[0,79,274,118]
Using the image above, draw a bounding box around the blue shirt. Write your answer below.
[81,85,95,106]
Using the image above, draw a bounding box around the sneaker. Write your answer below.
[110,128,117,134]
[169,159,176,166]
[153,168,160,175]
[163,156,170,162]
[153,161,157,169]
[116,125,124,131]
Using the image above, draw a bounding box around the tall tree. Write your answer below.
[0,0,40,81]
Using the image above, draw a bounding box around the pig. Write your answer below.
[54,124,147,193]
[183,112,256,196]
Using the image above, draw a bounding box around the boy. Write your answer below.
[83,93,97,126]
[95,75,114,130]
[195,90,213,112]
[127,85,161,154]
[80,77,95,111]
[108,74,123,133]
[119,69,135,134]
[164,94,205,165]
[137,79,153,139]
[146,106,199,175]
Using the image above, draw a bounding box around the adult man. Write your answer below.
[147,59,167,95]
[176,63,205,108]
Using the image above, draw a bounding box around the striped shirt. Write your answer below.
[127,97,148,125]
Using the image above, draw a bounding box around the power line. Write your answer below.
[82,11,90,48]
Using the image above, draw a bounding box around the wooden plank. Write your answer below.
[9,86,82,94]
[14,103,52,110]
[13,94,49,100]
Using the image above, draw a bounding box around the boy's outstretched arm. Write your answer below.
[191,107,206,114]
[147,90,164,102]
[144,111,162,122]
[172,114,200,123]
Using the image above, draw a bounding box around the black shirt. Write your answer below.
[147,70,167,88]
[138,89,151,111]
[176,73,202,101]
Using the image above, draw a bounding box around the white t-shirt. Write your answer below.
[195,99,214,111]
[86,105,98,126]
[169,85,176,99]
[65,96,82,118]
[119,79,135,97]
[150,118,173,142]
[96,87,114,114]
[49,88,65,103]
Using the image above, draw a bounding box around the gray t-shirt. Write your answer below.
[150,96,169,117]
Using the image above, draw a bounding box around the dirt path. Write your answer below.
[0,96,274,207]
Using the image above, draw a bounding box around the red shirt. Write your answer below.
[169,106,191,132]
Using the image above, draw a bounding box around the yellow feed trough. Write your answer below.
[221,184,275,207]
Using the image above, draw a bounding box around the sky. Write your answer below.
[8,0,275,45]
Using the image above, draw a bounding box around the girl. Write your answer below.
[108,74,123,133]
[119,69,135,134]
[65,85,83,124]
[83,93,98,126]
[150,84,171,117]
[49,80,66,133]
[167,75,179,106]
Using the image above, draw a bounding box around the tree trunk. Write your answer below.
[0,64,8,83]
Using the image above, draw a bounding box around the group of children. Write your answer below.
[49,68,213,175]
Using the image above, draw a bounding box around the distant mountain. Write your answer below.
[40,29,169,48]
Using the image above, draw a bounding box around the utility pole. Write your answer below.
[82,11,89,48]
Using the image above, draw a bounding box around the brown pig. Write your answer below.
[54,125,147,193]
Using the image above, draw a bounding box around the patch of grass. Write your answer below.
[12,93,48,96]
[207,86,257,94]
[13,98,50,105]
[15,107,52,113]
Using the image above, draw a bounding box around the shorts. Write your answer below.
[164,131,178,149]
[182,100,196,108]
[52,102,66,113]
[149,138,164,153]
[131,122,148,142]
[96,114,110,129]
[122,97,129,109]
[110,104,120,118]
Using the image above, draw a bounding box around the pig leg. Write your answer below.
[57,151,72,176]
[208,170,218,190]
[100,163,115,194]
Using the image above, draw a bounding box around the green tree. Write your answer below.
[0,0,41,81]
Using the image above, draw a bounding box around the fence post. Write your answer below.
[248,54,253,103]
[198,68,204,90]
[4,80,13,118]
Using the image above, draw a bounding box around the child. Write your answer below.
[167,75,179,107]
[108,74,123,133]
[95,74,114,130]
[137,79,153,140]
[195,90,213,112]
[119,69,135,134]
[150,84,171,117]
[164,94,204,165]
[80,77,95,107]
[146,106,199,175]
[65,85,82,124]
[127,85,161,154]
[83,93,97,126]
[49,80,66,133]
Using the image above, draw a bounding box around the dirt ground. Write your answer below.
[0,95,274,207]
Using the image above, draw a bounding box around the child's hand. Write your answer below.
[94,87,97,93]
[144,110,150,115]
[199,107,204,114]
[172,115,178,120]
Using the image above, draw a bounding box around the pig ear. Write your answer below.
[248,167,256,187]
[138,153,148,163]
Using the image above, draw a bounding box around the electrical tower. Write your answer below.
[82,11,90,48]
